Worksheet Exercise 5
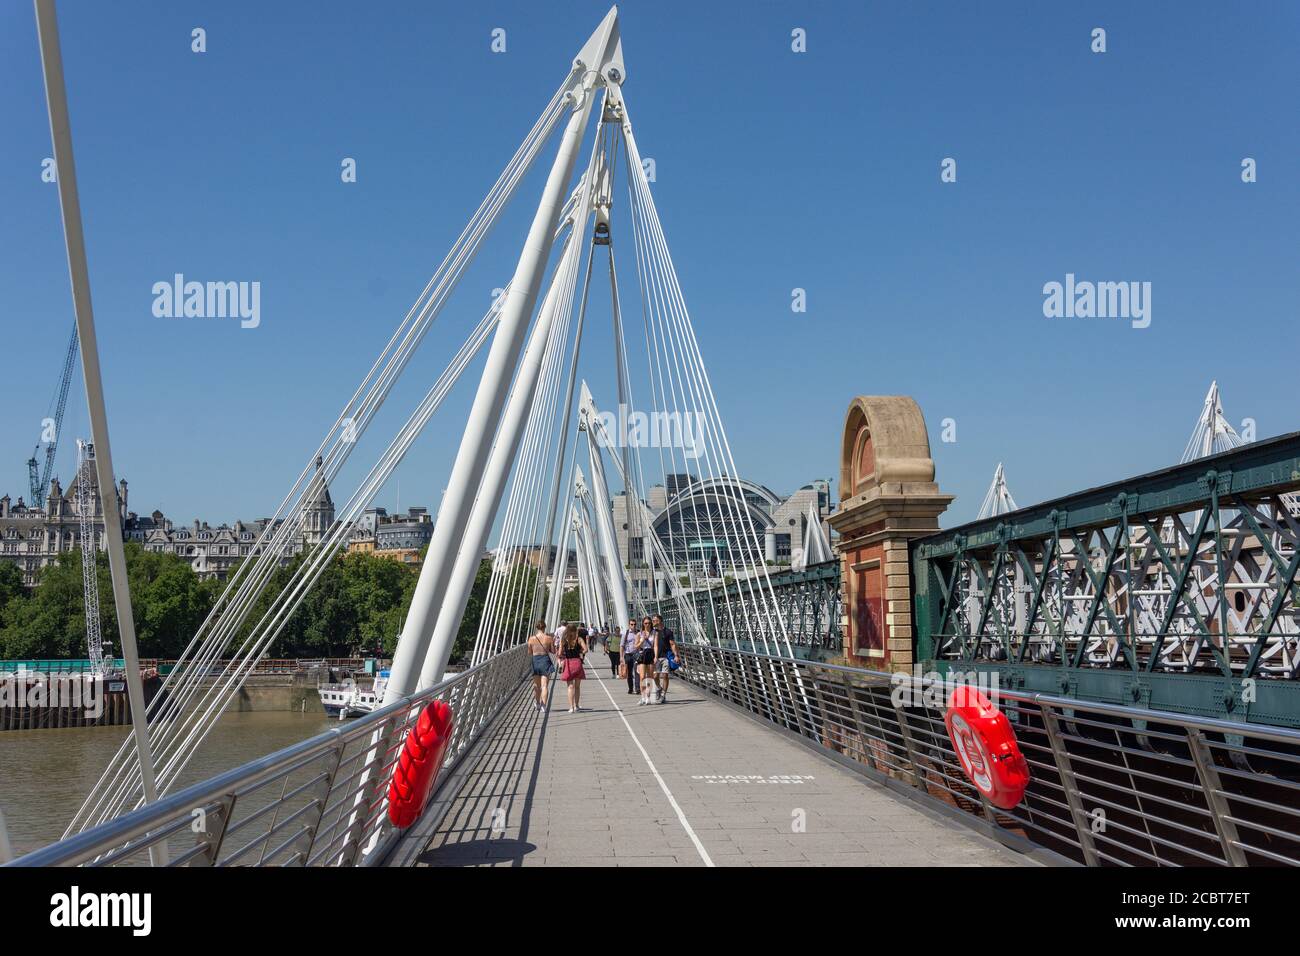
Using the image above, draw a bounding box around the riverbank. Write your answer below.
[0,671,330,732]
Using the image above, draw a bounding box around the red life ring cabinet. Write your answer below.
[943,686,1029,810]
[387,700,455,829]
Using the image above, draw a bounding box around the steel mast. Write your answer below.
[33,0,165,862]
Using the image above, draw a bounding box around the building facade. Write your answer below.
[1,458,339,585]
[0,474,130,587]
[347,506,432,566]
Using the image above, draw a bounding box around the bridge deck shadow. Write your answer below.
[412,655,1031,867]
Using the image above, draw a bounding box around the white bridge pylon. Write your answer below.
[393,3,800,679]
[69,6,801,838]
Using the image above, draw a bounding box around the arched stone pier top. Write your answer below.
[839,396,939,504]
[830,395,952,672]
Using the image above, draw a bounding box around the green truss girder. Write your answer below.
[912,431,1300,728]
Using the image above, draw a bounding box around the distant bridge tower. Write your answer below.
[976,462,1018,520]
[1181,380,1244,463]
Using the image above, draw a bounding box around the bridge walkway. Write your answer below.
[396,654,1029,867]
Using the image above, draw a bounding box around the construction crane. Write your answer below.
[27,323,79,508]
[75,439,106,676]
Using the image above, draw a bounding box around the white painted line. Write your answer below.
[588,655,715,867]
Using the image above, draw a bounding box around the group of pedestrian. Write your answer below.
[620,614,678,705]
[528,619,590,714]
[526,614,680,713]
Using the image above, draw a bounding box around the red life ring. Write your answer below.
[943,686,1029,810]
[387,700,455,829]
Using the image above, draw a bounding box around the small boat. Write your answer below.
[319,670,389,719]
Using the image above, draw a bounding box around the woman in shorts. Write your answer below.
[559,626,589,713]
[636,616,656,706]
[527,620,555,713]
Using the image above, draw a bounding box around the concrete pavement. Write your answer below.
[413,653,1030,867]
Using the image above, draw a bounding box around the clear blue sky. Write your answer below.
[2,0,1296,532]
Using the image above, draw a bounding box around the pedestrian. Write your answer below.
[636,616,656,706]
[527,620,555,712]
[621,617,639,694]
[652,613,678,705]
[605,625,620,678]
[559,625,589,713]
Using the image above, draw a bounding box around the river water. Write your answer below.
[0,711,336,857]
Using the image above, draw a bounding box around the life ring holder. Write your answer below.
[387,699,456,829]
[943,686,1030,810]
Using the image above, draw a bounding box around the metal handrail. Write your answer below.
[6,645,529,867]
[675,642,1300,866]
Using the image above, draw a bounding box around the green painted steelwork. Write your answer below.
[911,431,1300,728]
[658,559,842,654]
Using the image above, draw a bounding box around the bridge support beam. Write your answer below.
[828,396,951,672]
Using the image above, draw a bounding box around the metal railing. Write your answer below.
[660,559,842,651]
[677,643,1300,866]
[6,645,529,867]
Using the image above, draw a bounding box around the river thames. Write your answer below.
[0,710,335,856]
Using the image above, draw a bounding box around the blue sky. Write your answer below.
[1,0,1297,532]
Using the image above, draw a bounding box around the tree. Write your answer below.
[451,559,494,663]
[338,551,414,656]
[0,561,24,611]
[560,586,581,622]
[0,544,220,660]
[125,545,222,658]
[0,552,85,659]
